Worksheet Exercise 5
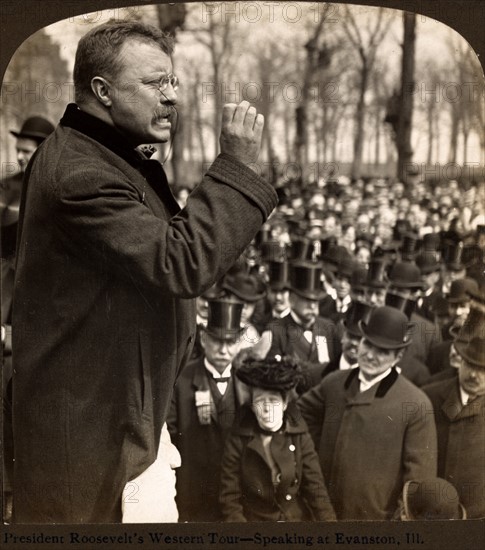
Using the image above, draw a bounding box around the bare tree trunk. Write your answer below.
[351,61,369,179]
[397,11,416,183]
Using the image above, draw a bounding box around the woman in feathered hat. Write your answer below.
[219,356,336,522]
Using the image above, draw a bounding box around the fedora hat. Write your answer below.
[359,306,412,349]
[289,260,325,300]
[343,301,373,337]
[205,298,244,341]
[267,260,289,292]
[403,478,466,520]
[454,336,485,369]
[222,271,266,303]
[387,261,425,290]
[10,116,55,142]
[236,356,301,392]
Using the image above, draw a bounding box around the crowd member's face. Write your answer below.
[16,137,38,172]
[421,271,440,291]
[252,388,287,431]
[458,361,485,397]
[268,289,290,314]
[105,39,177,145]
[200,332,240,373]
[358,338,400,381]
[334,275,351,300]
[355,246,371,266]
[342,331,360,364]
[365,287,387,307]
[289,293,319,326]
[241,302,256,325]
[449,343,464,370]
[448,302,471,327]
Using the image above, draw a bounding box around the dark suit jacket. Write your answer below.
[167,357,246,521]
[12,104,277,523]
[424,377,485,518]
[266,314,341,393]
[427,340,453,375]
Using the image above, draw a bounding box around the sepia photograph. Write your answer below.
[1,0,484,548]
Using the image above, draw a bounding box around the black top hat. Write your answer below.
[364,257,389,289]
[359,306,412,349]
[442,240,466,271]
[288,237,313,261]
[403,478,466,520]
[350,266,368,292]
[205,298,244,340]
[10,116,55,142]
[415,252,441,275]
[343,301,373,337]
[387,261,425,290]
[400,232,420,261]
[289,261,325,300]
[319,236,338,258]
[260,240,287,263]
[235,356,302,392]
[222,271,266,303]
[267,260,289,291]
[421,232,441,252]
[454,336,485,369]
[447,278,478,304]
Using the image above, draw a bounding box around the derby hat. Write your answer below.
[403,478,466,520]
[10,116,55,142]
[335,255,358,280]
[387,261,426,290]
[343,301,373,337]
[359,306,412,349]
[289,260,325,300]
[222,271,266,303]
[205,298,245,341]
[447,278,478,304]
[415,252,441,275]
[267,260,289,292]
[235,356,302,392]
[454,335,485,368]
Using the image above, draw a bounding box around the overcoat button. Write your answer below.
[286,494,292,501]
[289,444,295,451]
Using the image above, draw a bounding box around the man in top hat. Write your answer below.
[423,335,485,518]
[319,254,358,324]
[362,256,388,307]
[439,278,479,341]
[167,297,247,521]
[415,250,443,322]
[265,261,341,394]
[441,240,467,295]
[298,306,437,520]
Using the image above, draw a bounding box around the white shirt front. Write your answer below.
[358,367,392,393]
[204,359,232,395]
[339,355,358,371]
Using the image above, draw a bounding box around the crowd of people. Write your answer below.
[1,19,484,525]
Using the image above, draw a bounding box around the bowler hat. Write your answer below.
[447,278,478,304]
[10,116,55,141]
[343,301,373,337]
[335,255,358,280]
[289,261,325,300]
[267,260,289,292]
[415,252,441,275]
[454,336,485,368]
[222,272,266,303]
[403,478,466,520]
[359,306,412,349]
[205,298,244,341]
[236,356,302,392]
[387,261,425,290]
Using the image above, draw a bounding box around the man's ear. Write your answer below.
[393,347,406,365]
[199,330,207,351]
[90,76,112,107]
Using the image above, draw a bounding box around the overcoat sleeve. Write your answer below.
[53,153,277,298]
[297,382,327,448]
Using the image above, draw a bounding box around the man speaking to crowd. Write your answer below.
[12,20,277,523]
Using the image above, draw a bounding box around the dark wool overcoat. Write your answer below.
[11,104,277,523]
[219,403,336,522]
[424,376,485,518]
[298,368,438,520]
[167,357,246,521]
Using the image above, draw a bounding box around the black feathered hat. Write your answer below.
[235,356,302,392]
